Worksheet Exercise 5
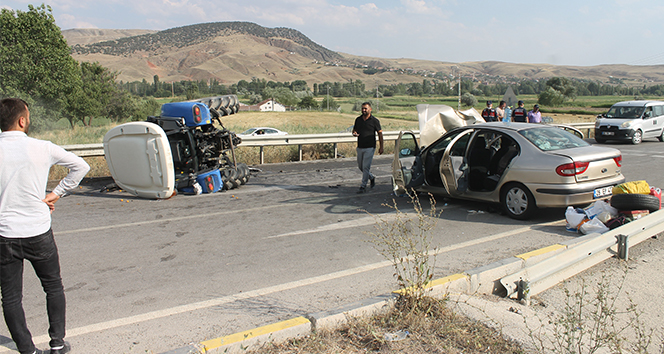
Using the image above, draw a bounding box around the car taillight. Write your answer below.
[193,105,202,123]
[556,161,589,176]
[613,155,622,167]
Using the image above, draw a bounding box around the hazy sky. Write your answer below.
[3,0,664,66]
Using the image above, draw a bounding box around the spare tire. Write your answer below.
[610,193,660,212]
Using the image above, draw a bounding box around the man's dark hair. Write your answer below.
[362,101,372,107]
[0,98,29,132]
[499,100,506,106]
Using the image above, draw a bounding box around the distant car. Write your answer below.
[392,122,625,219]
[595,100,664,144]
[239,127,288,136]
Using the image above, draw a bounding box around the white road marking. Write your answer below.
[8,218,563,352]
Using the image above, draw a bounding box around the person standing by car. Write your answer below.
[0,98,90,354]
[512,100,527,122]
[481,101,498,122]
[352,102,383,193]
[496,101,507,122]
[528,104,542,123]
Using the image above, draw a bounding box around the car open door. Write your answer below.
[391,131,420,195]
[439,129,473,196]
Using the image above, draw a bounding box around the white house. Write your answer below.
[258,99,286,112]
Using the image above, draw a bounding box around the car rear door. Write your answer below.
[439,129,474,196]
[392,131,420,194]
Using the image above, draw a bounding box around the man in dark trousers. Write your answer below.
[481,101,498,122]
[352,102,383,193]
[0,98,89,354]
[512,100,527,122]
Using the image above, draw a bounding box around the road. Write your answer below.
[0,139,662,353]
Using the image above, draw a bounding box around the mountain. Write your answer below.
[63,22,664,87]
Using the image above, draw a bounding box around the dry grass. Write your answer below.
[248,296,523,354]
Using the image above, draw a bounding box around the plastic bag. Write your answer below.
[613,180,650,195]
[579,216,610,234]
[584,199,618,220]
[565,206,588,232]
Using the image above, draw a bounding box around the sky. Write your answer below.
[3,0,664,67]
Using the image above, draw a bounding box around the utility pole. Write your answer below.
[326,85,330,111]
[457,67,461,110]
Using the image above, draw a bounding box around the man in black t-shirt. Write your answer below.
[352,102,384,193]
[512,100,527,122]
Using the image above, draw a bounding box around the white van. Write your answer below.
[595,100,664,144]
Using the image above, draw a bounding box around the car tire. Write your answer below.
[501,183,537,220]
[631,130,643,145]
[610,193,660,212]
[658,129,664,142]
[595,137,607,144]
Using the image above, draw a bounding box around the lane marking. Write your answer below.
[201,316,310,351]
[57,204,284,235]
[10,218,565,353]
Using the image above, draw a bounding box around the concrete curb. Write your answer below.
[160,216,660,354]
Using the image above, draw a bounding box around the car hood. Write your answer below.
[416,104,485,147]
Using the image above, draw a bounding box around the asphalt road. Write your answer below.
[0,138,662,353]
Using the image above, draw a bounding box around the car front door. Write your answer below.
[392,131,420,194]
[439,130,473,196]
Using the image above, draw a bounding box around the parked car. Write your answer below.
[595,100,664,144]
[392,122,625,219]
[239,127,288,136]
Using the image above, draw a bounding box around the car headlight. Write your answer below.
[621,120,635,128]
[595,120,601,128]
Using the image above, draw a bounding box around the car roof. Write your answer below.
[611,100,664,107]
[455,122,555,133]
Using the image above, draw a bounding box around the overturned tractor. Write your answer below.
[103,95,248,199]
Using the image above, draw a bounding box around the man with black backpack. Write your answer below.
[512,100,527,122]
[481,101,498,122]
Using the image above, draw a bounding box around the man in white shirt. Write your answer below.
[0,98,89,354]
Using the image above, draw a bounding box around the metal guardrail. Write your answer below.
[501,208,664,301]
[61,122,596,163]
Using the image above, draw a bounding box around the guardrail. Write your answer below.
[61,122,596,164]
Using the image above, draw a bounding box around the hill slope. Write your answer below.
[64,23,664,87]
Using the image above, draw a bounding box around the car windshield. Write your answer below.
[519,127,589,151]
[605,106,643,119]
[242,128,257,135]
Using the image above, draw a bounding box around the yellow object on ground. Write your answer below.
[613,180,650,195]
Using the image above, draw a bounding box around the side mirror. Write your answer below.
[400,148,412,157]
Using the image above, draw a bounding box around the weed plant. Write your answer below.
[367,192,441,304]
[526,266,662,354]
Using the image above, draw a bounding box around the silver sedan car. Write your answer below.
[392,122,625,219]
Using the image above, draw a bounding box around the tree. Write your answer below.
[297,96,319,110]
[61,62,118,127]
[263,87,299,107]
[320,96,339,111]
[0,5,80,100]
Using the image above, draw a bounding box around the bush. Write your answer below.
[460,92,478,107]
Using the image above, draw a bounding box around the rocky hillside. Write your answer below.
[64,22,664,87]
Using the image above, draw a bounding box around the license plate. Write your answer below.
[594,186,613,198]
[602,131,615,136]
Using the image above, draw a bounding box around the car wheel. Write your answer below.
[501,183,537,220]
[610,193,660,212]
[658,129,664,142]
[631,130,643,145]
[595,137,606,144]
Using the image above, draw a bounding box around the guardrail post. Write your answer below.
[259,146,264,165]
[334,143,338,159]
[617,234,629,260]
[518,279,531,305]
[298,145,303,162]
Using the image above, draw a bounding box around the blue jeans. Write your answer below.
[356,147,376,188]
[0,230,65,354]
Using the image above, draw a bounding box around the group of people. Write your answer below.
[481,100,542,123]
